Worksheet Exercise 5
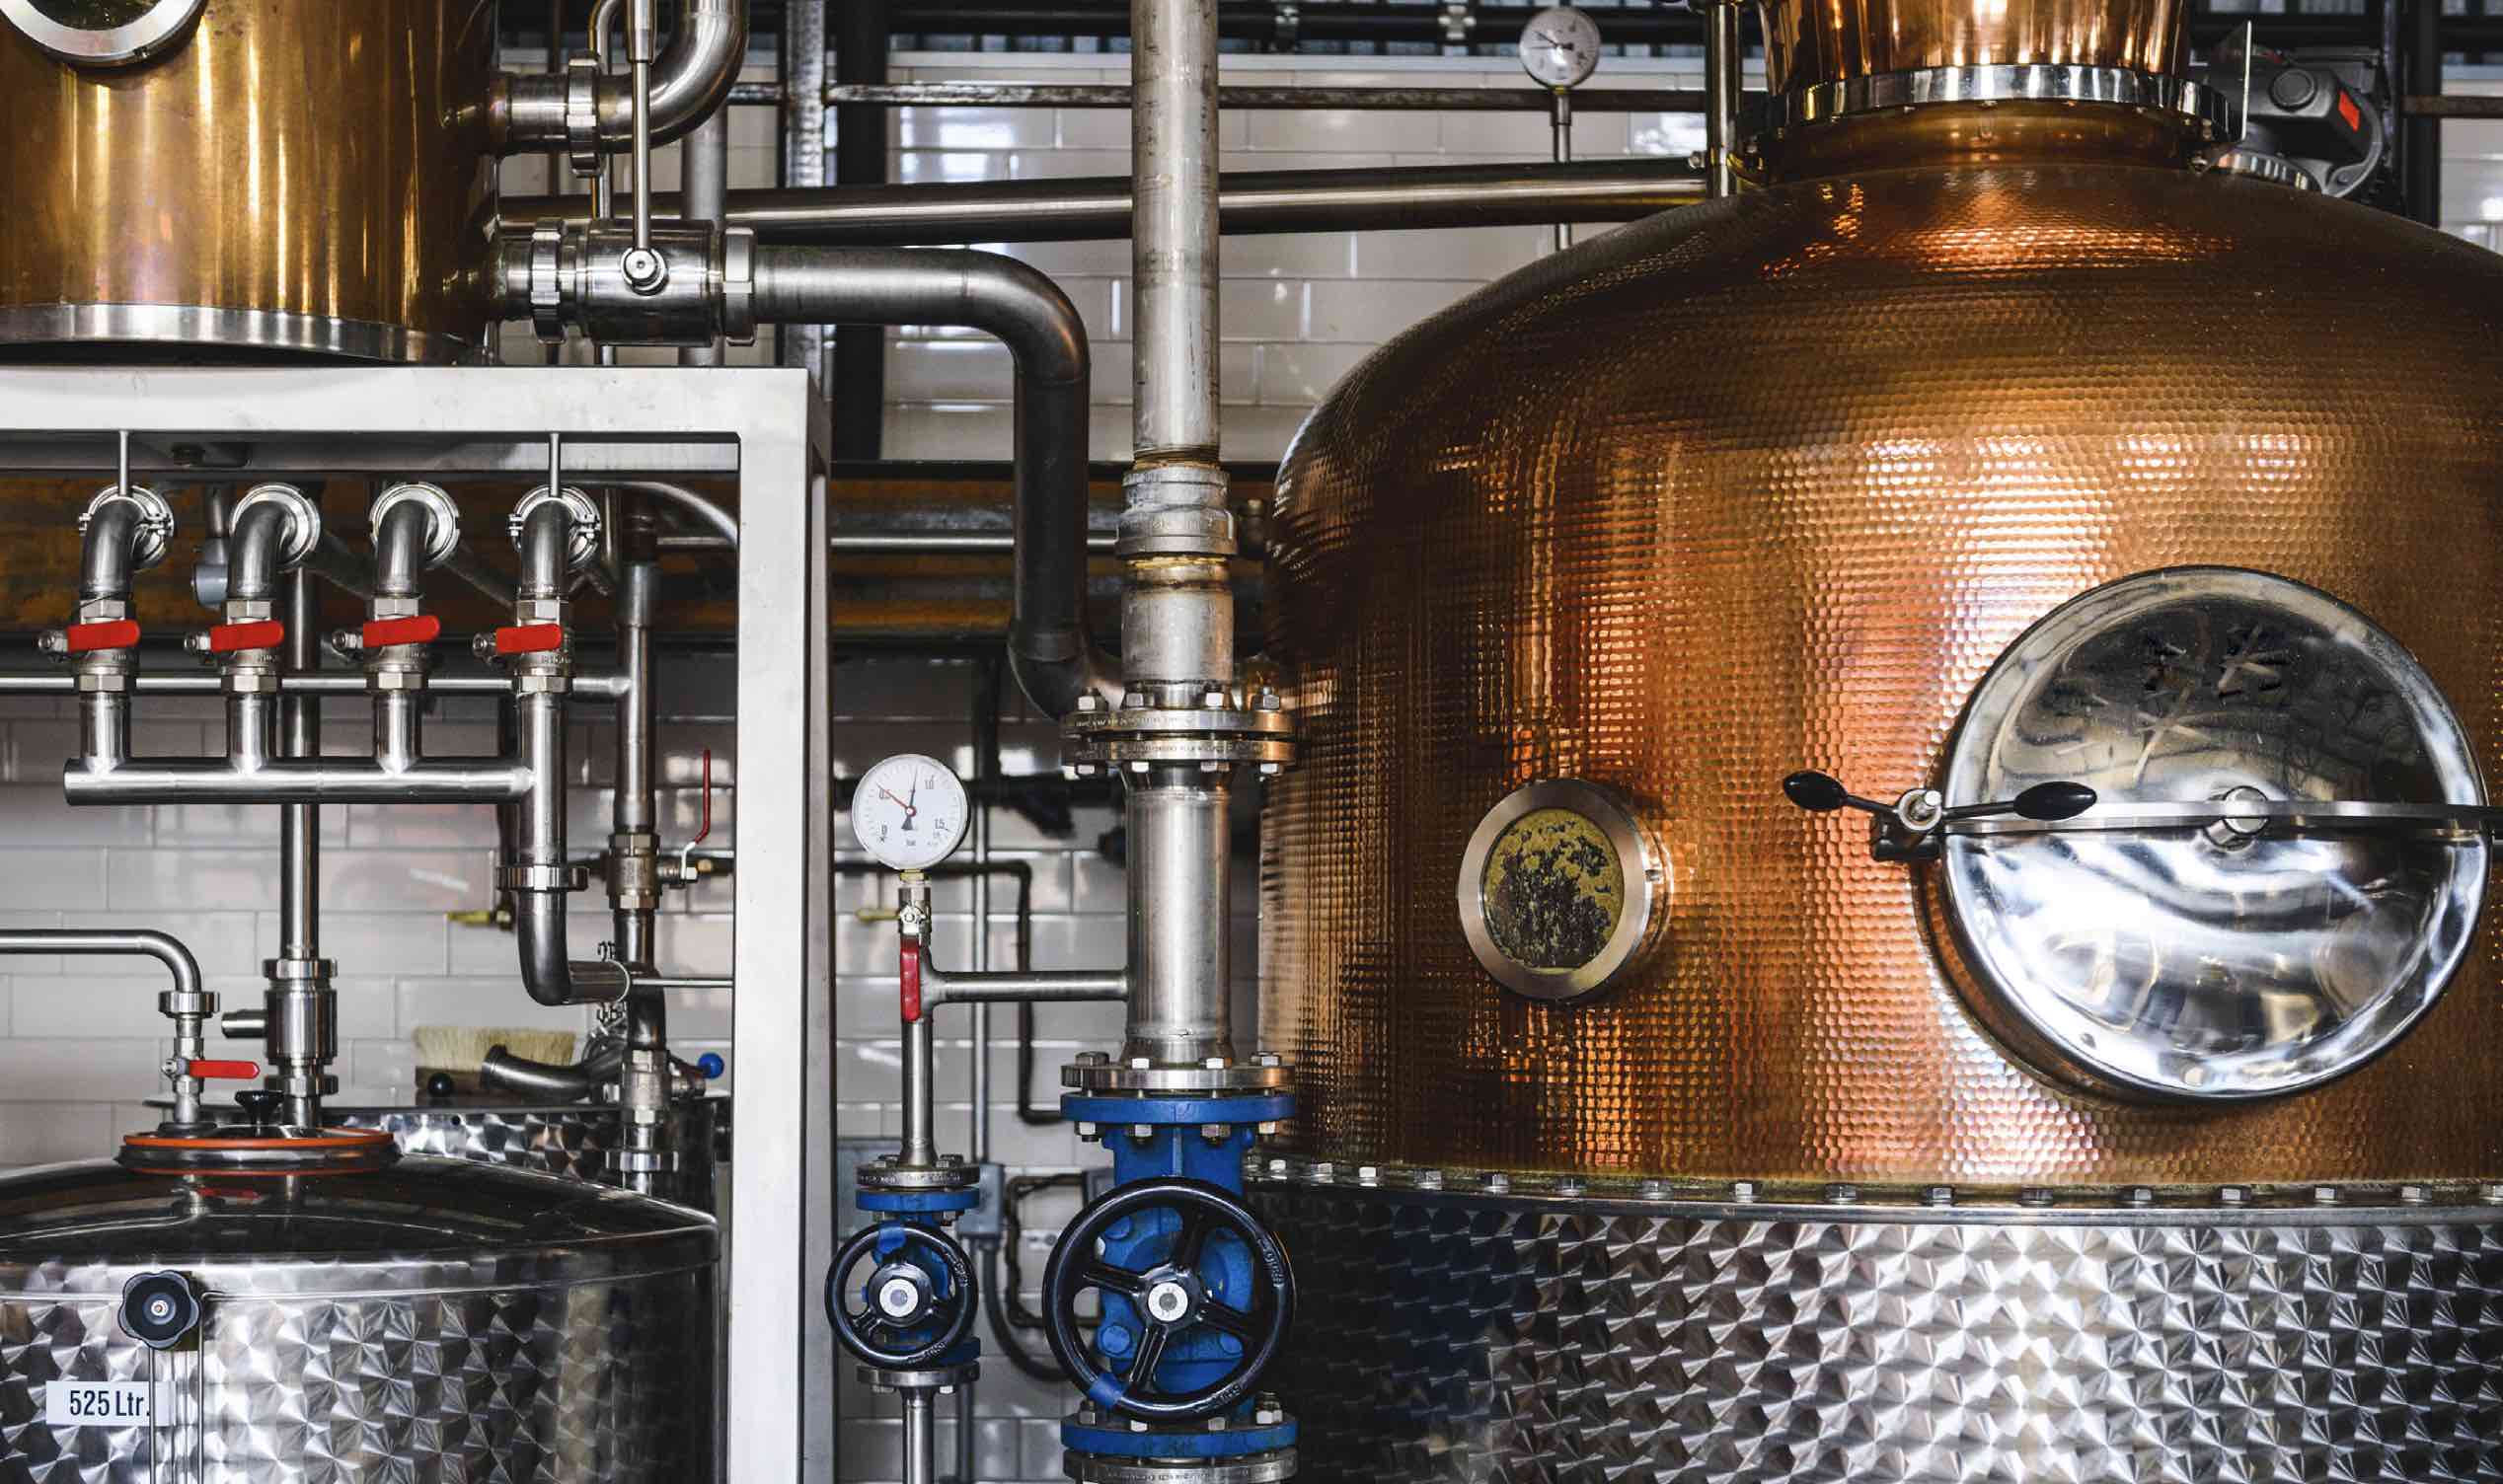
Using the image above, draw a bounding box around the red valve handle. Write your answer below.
[207,621,286,654]
[64,620,140,654]
[900,937,923,1024]
[493,624,567,656]
[187,1059,262,1080]
[362,615,441,649]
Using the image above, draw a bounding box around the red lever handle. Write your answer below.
[899,937,923,1024]
[493,624,567,656]
[207,621,286,654]
[64,620,140,654]
[362,615,441,649]
[187,1059,262,1080]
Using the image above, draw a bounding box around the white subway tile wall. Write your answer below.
[0,44,2495,1484]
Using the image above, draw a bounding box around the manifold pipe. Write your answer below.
[501,159,1707,246]
[512,500,631,1008]
[492,0,746,156]
[750,246,1117,717]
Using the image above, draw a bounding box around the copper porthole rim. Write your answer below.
[119,1126,400,1176]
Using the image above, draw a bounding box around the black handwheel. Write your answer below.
[1041,1177,1293,1422]
[118,1270,200,1351]
[827,1221,978,1369]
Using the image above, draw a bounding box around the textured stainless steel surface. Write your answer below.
[1940,567,2487,1104]
[331,1098,727,1212]
[1260,166,2503,1185]
[0,1157,716,1482]
[1252,1174,2503,1482]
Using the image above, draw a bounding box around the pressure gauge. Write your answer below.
[852,754,970,872]
[1518,6,1600,90]
[0,0,205,66]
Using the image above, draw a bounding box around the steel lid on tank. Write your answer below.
[0,1156,716,1298]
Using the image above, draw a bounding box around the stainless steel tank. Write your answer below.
[0,0,498,361]
[0,1154,716,1480]
[1252,0,2503,1471]
[330,1096,730,1213]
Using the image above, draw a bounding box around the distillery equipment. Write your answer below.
[1252,0,2503,1472]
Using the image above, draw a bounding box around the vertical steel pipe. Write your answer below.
[1704,1,1741,198]
[1130,0,1222,460]
[779,0,833,389]
[682,107,731,368]
[2405,0,2442,225]
[278,570,320,964]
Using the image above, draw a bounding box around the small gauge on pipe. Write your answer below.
[852,753,971,872]
[1517,4,1601,89]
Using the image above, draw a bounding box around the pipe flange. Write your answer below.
[232,483,324,571]
[1063,1448,1298,1484]
[370,482,464,569]
[79,483,176,572]
[564,54,606,178]
[500,863,589,892]
[510,485,605,570]
[261,958,339,985]
[1116,468,1237,556]
[719,227,759,345]
[855,1359,981,1393]
[530,221,569,344]
[157,989,215,1018]
[0,0,204,67]
[860,1153,981,1193]
[1064,704,1299,769]
[1064,1055,1291,1095]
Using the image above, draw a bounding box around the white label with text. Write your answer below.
[45,1380,155,1428]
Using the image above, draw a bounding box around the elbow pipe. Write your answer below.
[750,246,1118,717]
[515,891,632,1007]
[372,500,439,601]
[0,929,200,999]
[622,481,738,546]
[493,0,746,157]
[480,1039,627,1101]
[226,499,298,603]
[79,501,147,604]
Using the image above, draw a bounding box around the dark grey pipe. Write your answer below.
[439,545,520,606]
[494,0,747,156]
[501,159,1707,247]
[751,246,1116,717]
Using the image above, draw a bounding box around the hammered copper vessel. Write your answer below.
[1259,2,2503,1192]
[0,0,499,362]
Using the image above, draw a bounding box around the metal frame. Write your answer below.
[0,366,832,1484]
[1456,778,1660,1002]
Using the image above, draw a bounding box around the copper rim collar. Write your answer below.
[1758,63,2233,142]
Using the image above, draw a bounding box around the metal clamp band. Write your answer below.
[1761,63,2235,140]
[529,222,569,344]
[231,483,323,571]
[78,484,176,572]
[565,54,606,178]
[370,482,464,570]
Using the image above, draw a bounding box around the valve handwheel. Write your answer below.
[826,1221,977,1370]
[1042,1177,1293,1421]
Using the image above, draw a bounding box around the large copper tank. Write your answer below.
[0,0,499,362]
[1258,6,2503,1190]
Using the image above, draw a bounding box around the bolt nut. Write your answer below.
[1358,1164,1381,1186]
[2313,1185,2342,1206]
[2018,1186,2056,1208]
[1255,1053,1282,1068]
[1127,1057,1151,1070]
[2126,1186,2156,1207]
[1255,1121,1280,1136]
[1201,690,1229,709]
[1482,1171,1508,1194]
[1130,1124,1154,1140]
[1077,691,1103,711]
[2217,1185,2248,1206]
[1076,1122,1100,1140]
[1200,1123,1229,1143]
[1075,1051,1109,1066]
[1922,1185,1954,1208]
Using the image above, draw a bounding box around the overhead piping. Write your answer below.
[493,0,747,157]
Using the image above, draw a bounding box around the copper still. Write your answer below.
[1257,0,2503,1191]
[0,0,499,362]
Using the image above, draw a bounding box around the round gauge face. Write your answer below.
[851,754,971,872]
[1458,779,1659,1002]
[1939,567,2486,1103]
[1518,6,1601,90]
[1,0,203,64]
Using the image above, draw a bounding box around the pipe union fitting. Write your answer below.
[78,484,177,571]
[370,482,463,570]
[509,486,605,571]
[231,484,323,571]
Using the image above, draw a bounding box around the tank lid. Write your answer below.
[0,1157,715,1298]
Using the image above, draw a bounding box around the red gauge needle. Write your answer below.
[878,785,918,817]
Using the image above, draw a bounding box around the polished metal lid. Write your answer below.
[0,1156,716,1298]
[1939,566,2487,1103]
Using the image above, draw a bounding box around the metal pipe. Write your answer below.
[79,499,143,603]
[273,564,330,1129]
[0,670,629,699]
[901,1390,936,1484]
[2406,0,2443,225]
[225,500,293,602]
[900,1006,936,1167]
[0,929,206,1125]
[1122,777,1232,1065]
[481,1040,628,1100]
[924,969,1128,1005]
[681,103,731,368]
[1702,1,1742,198]
[749,246,1117,716]
[504,159,1707,246]
[824,81,1723,111]
[829,531,1117,554]
[777,0,832,390]
[1132,0,1221,461]
[623,480,739,544]
[630,0,660,256]
[62,758,536,804]
[373,500,436,601]
[494,0,747,156]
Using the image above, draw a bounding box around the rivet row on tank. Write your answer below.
[1554,1178,1585,1197]
[2217,1186,2248,1206]
[1922,1185,1954,1208]
[2125,1187,2155,1208]
[1357,1165,1381,1186]
[1485,1173,1511,1194]
[1729,1180,1758,1203]
[1824,1183,1859,1206]
[2313,1185,2342,1206]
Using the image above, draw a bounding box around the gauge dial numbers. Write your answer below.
[851,753,971,872]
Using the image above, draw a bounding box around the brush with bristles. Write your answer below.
[412,1025,579,1078]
